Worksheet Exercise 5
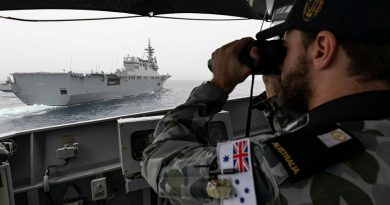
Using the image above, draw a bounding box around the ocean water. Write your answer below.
[0,79,264,135]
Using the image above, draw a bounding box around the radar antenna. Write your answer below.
[145,38,155,62]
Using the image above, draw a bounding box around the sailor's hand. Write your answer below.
[206,179,231,199]
[210,38,253,93]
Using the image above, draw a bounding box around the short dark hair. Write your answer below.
[300,30,390,84]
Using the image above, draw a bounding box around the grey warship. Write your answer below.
[11,41,171,106]
[0,0,296,205]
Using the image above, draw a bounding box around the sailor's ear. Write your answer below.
[309,30,337,71]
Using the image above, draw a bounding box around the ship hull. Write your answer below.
[12,73,169,106]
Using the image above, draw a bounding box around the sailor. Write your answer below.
[142,0,390,204]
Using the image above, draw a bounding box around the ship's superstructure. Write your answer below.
[10,41,171,106]
[0,77,13,92]
[0,82,12,93]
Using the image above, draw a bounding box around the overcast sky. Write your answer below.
[0,10,267,81]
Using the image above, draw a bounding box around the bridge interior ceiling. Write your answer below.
[0,0,294,20]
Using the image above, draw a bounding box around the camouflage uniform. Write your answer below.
[142,82,390,205]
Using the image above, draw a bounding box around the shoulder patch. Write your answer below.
[265,125,365,182]
[317,129,352,148]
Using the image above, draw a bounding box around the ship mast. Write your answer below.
[145,38,159,71]
[145,38,155,62]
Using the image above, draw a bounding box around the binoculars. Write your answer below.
[208,40,286,75]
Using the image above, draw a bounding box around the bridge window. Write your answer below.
[60,88,67,95]
[107,77,120,86]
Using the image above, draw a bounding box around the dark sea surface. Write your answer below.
[0,79,264,135]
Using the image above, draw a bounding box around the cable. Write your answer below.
[0,15,143,22]
[0,14,253,22]
[152,15,252,21]
[0,140,18,163]
[245,75,255,137]
[43,158,70,204]
[259,8,267,32]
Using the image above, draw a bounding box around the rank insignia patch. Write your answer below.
[303,0,325,21]
[317,128,352,148]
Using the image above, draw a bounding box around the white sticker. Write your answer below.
[317,128,352,148]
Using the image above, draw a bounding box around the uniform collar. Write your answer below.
[308,90,390,128]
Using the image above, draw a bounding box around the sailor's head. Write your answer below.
[256,0,389,43]
[256,0,390,112]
